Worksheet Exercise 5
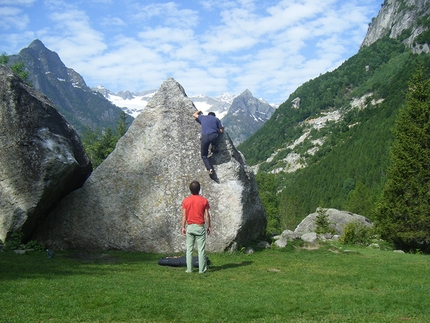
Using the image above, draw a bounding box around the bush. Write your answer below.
[3,231,44,252]
[3,231,24,251]
[340,221,373,245]
[25,240,45,252]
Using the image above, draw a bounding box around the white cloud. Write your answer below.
[43,8,107,64]
[0,0,382,103]
[0,0,34,4]
[91,0,112,3]
[100,16,126,28]
[0,7,30,30]
[131,2,200,28]
[138,27,194,45]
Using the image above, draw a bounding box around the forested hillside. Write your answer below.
[239,36,430,233]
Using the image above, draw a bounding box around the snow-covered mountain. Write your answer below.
[93,86,235,119]
[189,93,235,119]
[92,86,155,118]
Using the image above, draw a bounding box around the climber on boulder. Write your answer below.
[193,110,224,175]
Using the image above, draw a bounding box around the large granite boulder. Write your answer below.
[34,77,266,252]
[294,208,373,235]
[0,65,92,243]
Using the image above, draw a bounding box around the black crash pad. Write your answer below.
[158,256,212,267]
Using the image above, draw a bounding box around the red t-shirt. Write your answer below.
[182,195,210,225]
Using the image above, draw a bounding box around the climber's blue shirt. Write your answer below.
[196,114,223,135]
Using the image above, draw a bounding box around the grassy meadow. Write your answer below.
[1,243,429,323]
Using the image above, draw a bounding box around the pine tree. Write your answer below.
[343,181,375,217]
[375,64,430,252]
[116,111,129,139]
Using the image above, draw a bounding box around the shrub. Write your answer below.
[3,231,24,251]
[3,231,44,252]
[25,240,45,252]
[340,221,373,245]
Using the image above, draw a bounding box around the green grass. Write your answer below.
[1,244,429,323]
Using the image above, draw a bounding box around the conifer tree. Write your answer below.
[375,64,430,252]
[116,111,129,139]
[343,181,374,217]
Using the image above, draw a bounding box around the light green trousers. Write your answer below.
[186,224,207,273]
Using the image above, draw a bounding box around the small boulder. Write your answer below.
[301,232,318,243]
[244,247,255,254]
[295,208,373,235]
[281,229,301,240]
[257,241,271,249]
[274,237,288,248]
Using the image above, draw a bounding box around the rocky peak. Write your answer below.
[241,89,253,99]
[222,89,276,146]
[19,39,77,87]
[361,0,430,51]
[94,85,113,97]
[116,90,135,100]
[233,89,274,115]
[8,39,130,133]
[28,39,46,50]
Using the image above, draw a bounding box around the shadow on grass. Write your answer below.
[0,251,161,281]
[209,261,253,272]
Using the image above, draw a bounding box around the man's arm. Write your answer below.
[205,209,211,235]
[181,208,187,235]
[217,119,224,133]
[193,110,202,119]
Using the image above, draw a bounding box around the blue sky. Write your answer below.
[0,0,382,104]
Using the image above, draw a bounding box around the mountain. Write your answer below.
[93,86,235,119]
[238,0,430,229]
[95,86,276,146]
[189,93,235,119]
[222,89,276,146]
[7,39,130,134]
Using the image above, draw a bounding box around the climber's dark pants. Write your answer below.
[201,133,219,170]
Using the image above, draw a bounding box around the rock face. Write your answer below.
[34,78,267,253]
[294,208,373,235]
[0,65,92,243]
[291,97,300,109]
[361,0,430,51]
[222,89,276,146]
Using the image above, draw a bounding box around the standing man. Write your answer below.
[193,110,224,175]
[181,180,211,273]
